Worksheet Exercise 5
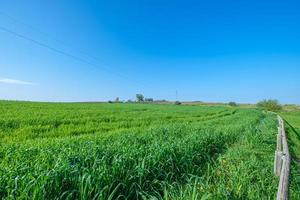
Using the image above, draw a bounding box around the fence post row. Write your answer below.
[274,116,291,200]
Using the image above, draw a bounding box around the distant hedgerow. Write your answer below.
[257,99,282,111]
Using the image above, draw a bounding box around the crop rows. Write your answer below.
[0,101,278,199]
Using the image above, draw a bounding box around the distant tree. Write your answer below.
[175,101,181,105]
[228,102,237,107]
[136,94,144,102]
[257,99,282,111]
[155,99,168,103]
[127,99,134,103]
[115,97,120,102]
[108,100,113,103]
[145,98,154,102]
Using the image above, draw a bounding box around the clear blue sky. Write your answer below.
[0,0,299,103]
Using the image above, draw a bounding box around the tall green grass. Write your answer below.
[0,101,279,199]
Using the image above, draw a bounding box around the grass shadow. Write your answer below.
[283,119,300,162]
[284,119,300,140]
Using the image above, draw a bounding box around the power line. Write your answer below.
[0,25,148,88]
[0,11,102,62]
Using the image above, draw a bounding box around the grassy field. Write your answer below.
[0,101,296,199]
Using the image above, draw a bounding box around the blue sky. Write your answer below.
[0,0,299,103]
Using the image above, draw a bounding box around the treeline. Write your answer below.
[228,99,283,111]
[109,94,172,104]
[110,96,284,111]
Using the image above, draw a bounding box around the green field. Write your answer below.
[0,101,298,199]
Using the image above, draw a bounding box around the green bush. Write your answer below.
[136,94,144,102]
[228,102,237,107]
[175,101,181,105]
[257,99,282,111]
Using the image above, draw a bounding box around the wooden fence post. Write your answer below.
[274,150,283,176]
[275,116,291,200]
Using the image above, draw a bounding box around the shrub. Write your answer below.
[175,101,181,105]
[257,99,282,111]
[228,102,237,107]
[145,98,154,102]
[136,94,144,102]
